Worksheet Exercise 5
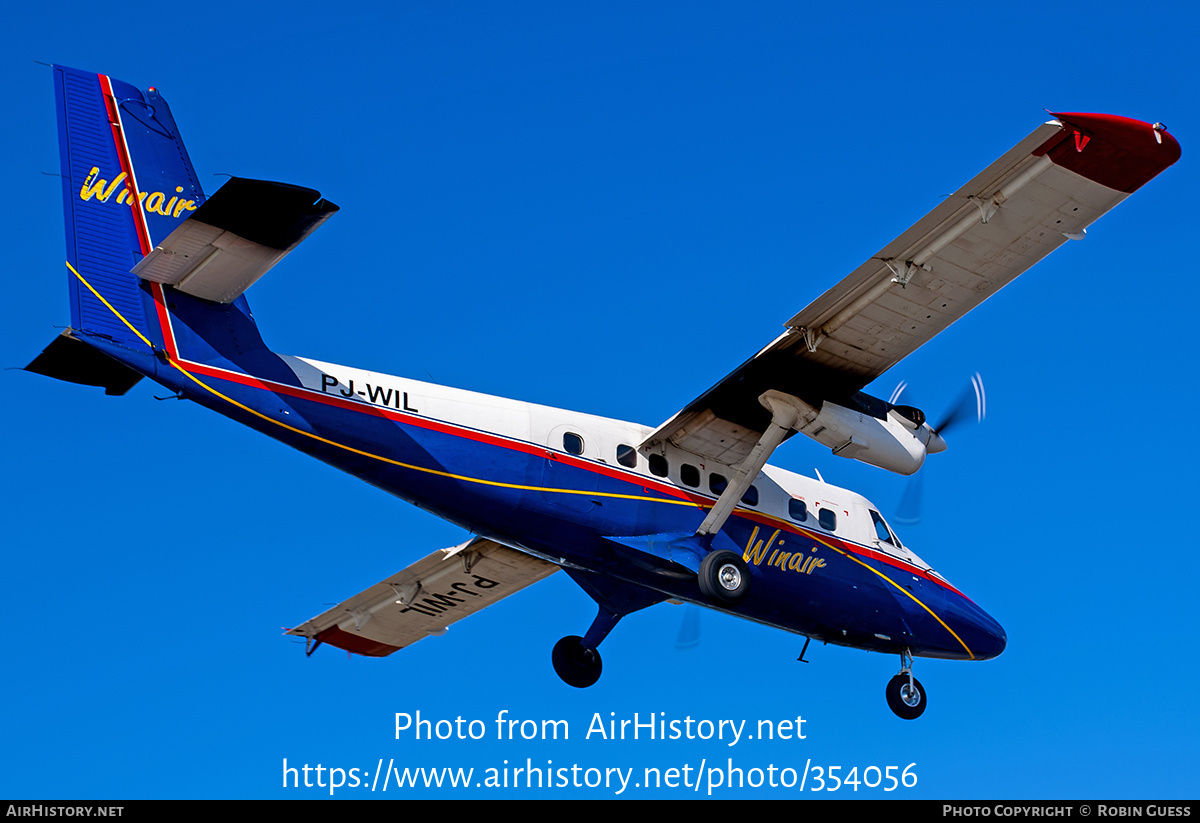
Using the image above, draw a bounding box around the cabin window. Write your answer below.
[649,454,669,478]
[710,474,728,495]
[788,499,808,522]
[616,444,637,468]
[680,463,700,488]
[741,485,758,507]
[818,507,837,531]
[563,432,585,455]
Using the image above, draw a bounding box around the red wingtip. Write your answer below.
[1035,112,1181,193]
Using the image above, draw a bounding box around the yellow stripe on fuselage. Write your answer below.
[65,262,698,508]
[65,262,973,657]
[811,533,974,659]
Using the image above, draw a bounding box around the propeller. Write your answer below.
[931,372,986,437]
[891,373,986,526]
[892,470,925,526]
[674,604,701,650]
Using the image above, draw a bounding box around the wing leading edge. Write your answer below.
[644,113,1180,468]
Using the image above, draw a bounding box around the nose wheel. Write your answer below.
[885,650,927,720]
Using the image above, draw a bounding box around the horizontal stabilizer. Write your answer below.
[131,177,338,303]
[287,537,558,657]
[26,332,143,395]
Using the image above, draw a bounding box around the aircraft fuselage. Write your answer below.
[88,331,1006,664]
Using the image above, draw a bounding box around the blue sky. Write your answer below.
[2,1,1197,799]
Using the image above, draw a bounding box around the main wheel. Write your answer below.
[885,673,927,720]
[552,635,602,688]
[698,550,751,605]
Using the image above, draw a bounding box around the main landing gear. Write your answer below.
[552,604,621,689]
[697,550,751,605]
[550,546,754,688]
[552,635,602,688]
[551,571,672,689]
[885,649,927,720]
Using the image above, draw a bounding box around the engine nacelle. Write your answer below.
[758,391,943,475]
[891,404,926,430]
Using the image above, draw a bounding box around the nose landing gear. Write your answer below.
[886,649,927,720]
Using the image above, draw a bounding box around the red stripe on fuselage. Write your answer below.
[164,349,964,598]
[174,357,691,496]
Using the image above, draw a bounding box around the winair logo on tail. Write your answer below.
[79,167,198,218]
[744,525,827,576]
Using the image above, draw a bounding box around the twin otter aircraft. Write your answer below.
[31,65,1180,718]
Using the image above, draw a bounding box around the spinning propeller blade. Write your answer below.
[675,605,701,650]
[891,373,986,525]
[893,470,925,526]
[933,372,986,435]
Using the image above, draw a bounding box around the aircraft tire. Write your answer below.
[698,550,751,605]
[885,673,927,720]
[552,635,602,688]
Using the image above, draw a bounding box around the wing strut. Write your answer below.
[695,390,813,541]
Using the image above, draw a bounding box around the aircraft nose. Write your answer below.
[975,611,1007,660]
[961,601,1006,660]
[933,590,1006,660]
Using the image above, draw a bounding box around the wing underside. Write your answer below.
[644,113,1180,466]
[287,537,559,657]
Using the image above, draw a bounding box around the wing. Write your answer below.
[287,537,559,656]
[644,113,1180,466]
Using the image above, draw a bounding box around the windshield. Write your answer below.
[869,509,902,548]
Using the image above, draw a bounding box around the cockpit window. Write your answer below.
[870,509,898,546]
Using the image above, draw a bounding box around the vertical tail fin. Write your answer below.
[36,66,335,393]
[54,64,205,349]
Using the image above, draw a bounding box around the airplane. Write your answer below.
[27,64,1180,720]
